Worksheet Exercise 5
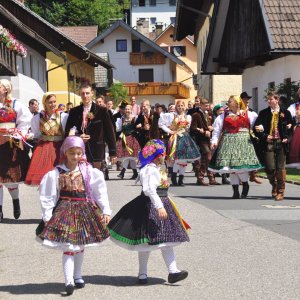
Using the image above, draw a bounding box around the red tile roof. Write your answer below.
[57,26,98,46]
[263,0,300,49]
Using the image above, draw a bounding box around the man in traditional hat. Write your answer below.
[240,91,263,184]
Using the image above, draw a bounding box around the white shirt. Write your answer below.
[211,110,258,144]
[39,164,111,221]
[139,163,164,209]
[288,102,300,118]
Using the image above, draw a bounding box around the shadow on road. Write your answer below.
[0,282,63,295]
[1,218,40,225]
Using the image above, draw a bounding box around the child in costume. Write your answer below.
[37,136,111,295]
[108,139,190,284]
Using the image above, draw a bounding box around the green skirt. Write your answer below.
[208,131,263,173]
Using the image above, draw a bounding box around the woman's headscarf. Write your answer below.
[139,139,166,168]
[229,95,247,111]
[0,79,12,100]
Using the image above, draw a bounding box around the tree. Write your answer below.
[25,0,130,31]
[108,83,128,106]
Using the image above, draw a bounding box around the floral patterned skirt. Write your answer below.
[117,135,140,159]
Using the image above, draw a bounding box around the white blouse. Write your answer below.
[30,111,68,139]
[211,110,258,144]
[39,164,111,222]
[139,163,164,209]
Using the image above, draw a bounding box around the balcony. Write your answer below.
[123,82,190,99]
[0,43,17,76]
[130,52,166,65]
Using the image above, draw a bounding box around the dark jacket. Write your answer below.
[65,102,116,162]
[254,107,293,154]
[190,110,211,144]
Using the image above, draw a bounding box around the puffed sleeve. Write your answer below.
[115,118,122,133]
[158,113,171,134]
[140,165,163,209]
[14,100,32,135]
[248,111,258,128]
[30,113,41,139]
[186,114,191,128]
[39,169,59,222]
[60,112,68,133]
[211,113,224,144]
[89,166,112,215]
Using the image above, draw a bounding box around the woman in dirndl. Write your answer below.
[108,139,190,285]
[209,95,263,199]
[25,93,68,185]
[116,104,140,180]
[37,136,111,295]
[167,100,200,186]
[0,79,31,222]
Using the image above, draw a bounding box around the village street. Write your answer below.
[0,169,300,300]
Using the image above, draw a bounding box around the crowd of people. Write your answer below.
[0,77,299,294]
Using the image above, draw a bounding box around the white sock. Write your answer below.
[74,251,84,282]
[62,252,75,286]
[0,186,3,206]
[161,247,180,274]
[229,173,240,185]
[138,251,150,278]
[6,183,19,200]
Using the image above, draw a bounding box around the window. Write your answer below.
[30,55,33,78]
[170,17,175,24]
[139,69,154,82]
[170,46,186,57]
[169,0,176,6]
[150,17,156,25]
[116,39,127,52]
[268,81,275,90]
[132,40,141,52]
[149,0,156,6]
[252,87,258,112]
[139,0,145,6]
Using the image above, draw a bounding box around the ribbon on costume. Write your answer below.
[120,132,133,156]
[2,128,33,150]
[168,128,185,159]
[169,198,191,232]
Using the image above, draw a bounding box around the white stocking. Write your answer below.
[129,159,137,169]
[237,172,249,183]
[62,252,75,286]
[0,185,3,206]
[122,159,129,169]
[178,165,186,176]
[5,183,19,200]
[74,250,84,282]
[138,251,150,277]
[161,247,180,274]
[229,173,240,185]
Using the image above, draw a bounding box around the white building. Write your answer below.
[131,0,177,38]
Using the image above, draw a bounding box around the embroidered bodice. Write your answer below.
[122,117,135,135]
[170,114,189,131]
[39,111,63,136]
[58,168,85,193]
[223,111,250,133]
[0,102,17,123]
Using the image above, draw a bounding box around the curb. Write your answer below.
[257,175,300,185]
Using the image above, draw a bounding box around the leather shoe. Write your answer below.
[74,278,85,289]
[250,177,262,184]
[138,274,148,284]
[65,284,75,295]
[275,194,284,201]
[168,270,188,284]
[196,180,209,186]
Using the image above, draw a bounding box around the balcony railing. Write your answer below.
[123,82,190,99]
[130,52,166,65]
[0,43,17,76]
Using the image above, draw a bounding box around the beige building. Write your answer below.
[154,24,198,102]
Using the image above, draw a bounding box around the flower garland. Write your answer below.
[0,25,27,57]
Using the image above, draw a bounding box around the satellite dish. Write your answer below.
[173,46,182,57]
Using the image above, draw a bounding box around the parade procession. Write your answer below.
[1,0,300,299]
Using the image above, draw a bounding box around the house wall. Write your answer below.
[155,26,197,101]
[2,46,47,107]
[131,0,176,32]
[243,55,300,112]
[90,27,174,83]
[196,4,242,104]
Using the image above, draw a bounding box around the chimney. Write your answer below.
[155,22,163,36]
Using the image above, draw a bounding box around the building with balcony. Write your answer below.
[86,20,192,107]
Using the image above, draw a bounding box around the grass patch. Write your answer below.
[258,168,300,183]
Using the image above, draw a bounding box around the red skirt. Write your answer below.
[289,127,300,164]
[117,135,140,158]
[25,140,62,185]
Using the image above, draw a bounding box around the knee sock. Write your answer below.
[63,252,75,286]
[229,173,240,185]
[237,172,249,183]
[0,185,3,206]
[74,250,84,282]
[130,159,137,169]
[122,159,129,169]
[6,184,19,200]
[138,251,150,277]
[161,247,180,274]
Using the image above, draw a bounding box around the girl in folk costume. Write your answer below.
[108,139,190,284]
[209,95,262,199]
[116,105,140,180]
[167,100,200,186]
[37,136,111,295]
[25,93,68,185]
[0,79,31,222]
[287,92,300,168]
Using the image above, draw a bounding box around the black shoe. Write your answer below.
[168,270,188,284]
[13,199,21,220]
[117,168,126,179]
[178,175,184,186]
[130,169,138,180]
[65,284,75,295]
[232,185,240,199]
[241,182,249,198]
[74,278,85,289]
[138,274,148,284]
[171,173,177,186]
[0,211,3,223]
[222,174,230,185]
[104,170,109,180]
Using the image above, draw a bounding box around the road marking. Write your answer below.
[262,205,300,209]
[217,210,300,220]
